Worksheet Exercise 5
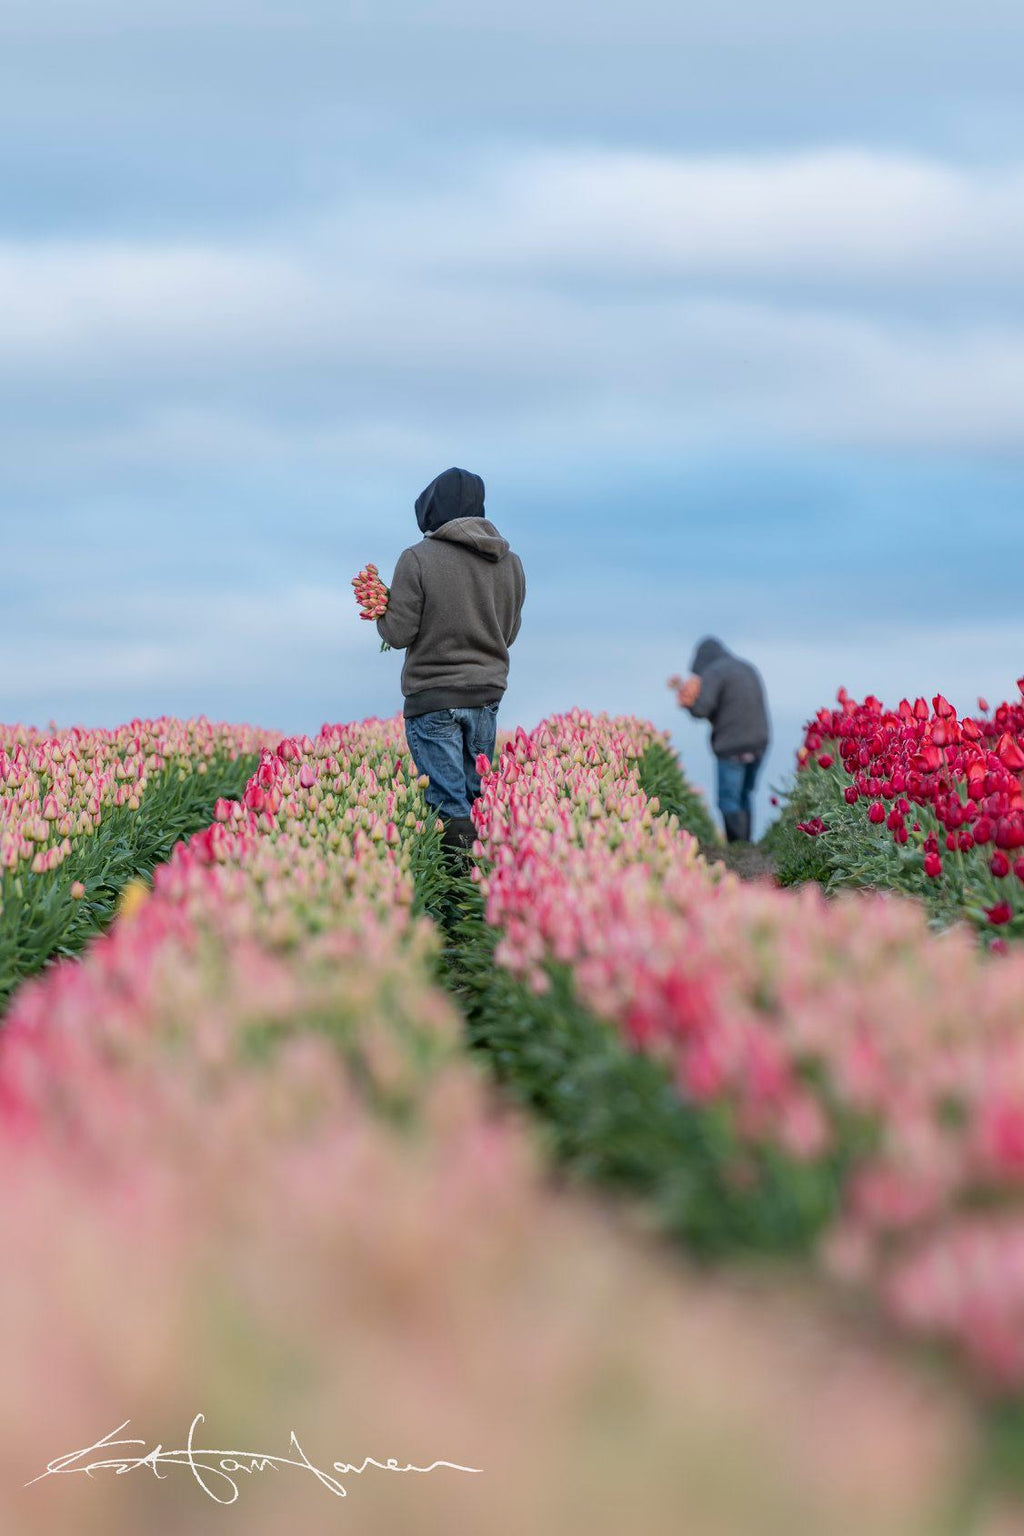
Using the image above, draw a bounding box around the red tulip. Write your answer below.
[868,803,885,825]
[924,852,942,878]
[996,733,1024,772]
[991,851,1011,878]
[996,819,1017,850]
[986,901,1013,925]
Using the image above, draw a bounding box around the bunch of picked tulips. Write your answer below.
[352,563,392,651]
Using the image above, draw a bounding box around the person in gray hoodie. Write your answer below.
[672,637,770,844]
[377,467,526,850]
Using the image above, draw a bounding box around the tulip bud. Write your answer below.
[244,784,266,813]
[986,901,1013,925]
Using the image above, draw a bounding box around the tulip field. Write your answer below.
[0,717,274,1011]
[772,680,1024,939]
[4,700,1024,1531]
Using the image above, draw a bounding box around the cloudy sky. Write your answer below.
[3,2,1023,820]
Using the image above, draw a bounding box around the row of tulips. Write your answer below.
[464,711,1024,1396]
[775,682,1024,937]
[0,713,977,1535]
[0,716,277,1011]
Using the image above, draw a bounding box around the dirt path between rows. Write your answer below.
[700,840,778,881]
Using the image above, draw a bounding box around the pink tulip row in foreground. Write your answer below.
[472,710,1024,1391]
[0,716,276,877]
[0,714,975,1535]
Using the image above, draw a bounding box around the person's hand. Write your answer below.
[676,675,701,709]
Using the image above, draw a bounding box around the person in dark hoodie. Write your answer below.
[671,637,770,844]
[377,467,526,851]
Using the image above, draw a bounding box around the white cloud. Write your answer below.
[3,147,1024,458]
[751,621,1024,724]
[0,584,355,700]
[369,148,1024,286]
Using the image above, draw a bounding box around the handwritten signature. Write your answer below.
[26,1415,482,1504]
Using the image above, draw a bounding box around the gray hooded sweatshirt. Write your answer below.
[686,637,770,759]
[377,470,526,718]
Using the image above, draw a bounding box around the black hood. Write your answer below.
[690,636,729,675]
[415,467,485,534]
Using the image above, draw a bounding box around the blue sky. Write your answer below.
[3,2,1024,823]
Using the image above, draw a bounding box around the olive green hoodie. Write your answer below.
[377,517,526,718]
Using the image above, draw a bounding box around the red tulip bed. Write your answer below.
[2,708,1023,1528]
[770,681,1024,941]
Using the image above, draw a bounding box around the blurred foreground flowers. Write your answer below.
[0,714,988,1534]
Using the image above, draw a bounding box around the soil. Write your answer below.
[700,840,778,882]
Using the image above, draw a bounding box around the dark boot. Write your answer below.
[723,811,746,844]
[440,816,476,854]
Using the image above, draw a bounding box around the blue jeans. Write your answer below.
[405,705,500,821]
[716,754,763,820]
